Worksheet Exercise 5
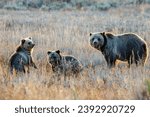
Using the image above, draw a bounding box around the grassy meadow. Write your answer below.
[0,4,150,99]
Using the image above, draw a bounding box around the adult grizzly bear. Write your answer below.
[90,32,148,67]
[9,37,37,73]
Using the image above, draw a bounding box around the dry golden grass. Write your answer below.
[0,5,150,99]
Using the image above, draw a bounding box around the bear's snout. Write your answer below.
[94,41,98,45]
[50,56,58,62]
[93,40,99,47]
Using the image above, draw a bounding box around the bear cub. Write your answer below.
[9,37,37,73]
[47,50,82,76]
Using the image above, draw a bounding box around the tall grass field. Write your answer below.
[0,3,150,99]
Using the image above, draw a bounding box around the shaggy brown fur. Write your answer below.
[9,37,37,73]
[47,50,82,76]
[90,32,148,67]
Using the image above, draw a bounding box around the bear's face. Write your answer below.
[90,32,105,49]
[21,37,35,50]
[47,50,62,66]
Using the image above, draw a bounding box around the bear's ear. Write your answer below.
[90,32,92,36]
[47,51,51,55]
[21,39,25,45]
[100,32,105,36]
[56,50,60,54]
[28,37,32,40]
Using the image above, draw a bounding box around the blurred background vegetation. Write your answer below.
[0,0,150,100]
[0,0,150,11]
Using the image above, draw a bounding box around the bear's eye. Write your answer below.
[28,42,31,45]
[97,38,100,41]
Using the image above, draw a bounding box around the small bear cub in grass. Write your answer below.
[9,37,37,73]
[47,50,82,76]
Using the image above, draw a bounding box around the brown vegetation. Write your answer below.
[0,4,150,99]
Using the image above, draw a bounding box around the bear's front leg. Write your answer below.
[30,57,37,69]
[32,62,37,69]
[105,55,116,68]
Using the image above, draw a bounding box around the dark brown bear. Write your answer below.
[90,32,148,67]
[9,37,37,73]
[47,50,82,76]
